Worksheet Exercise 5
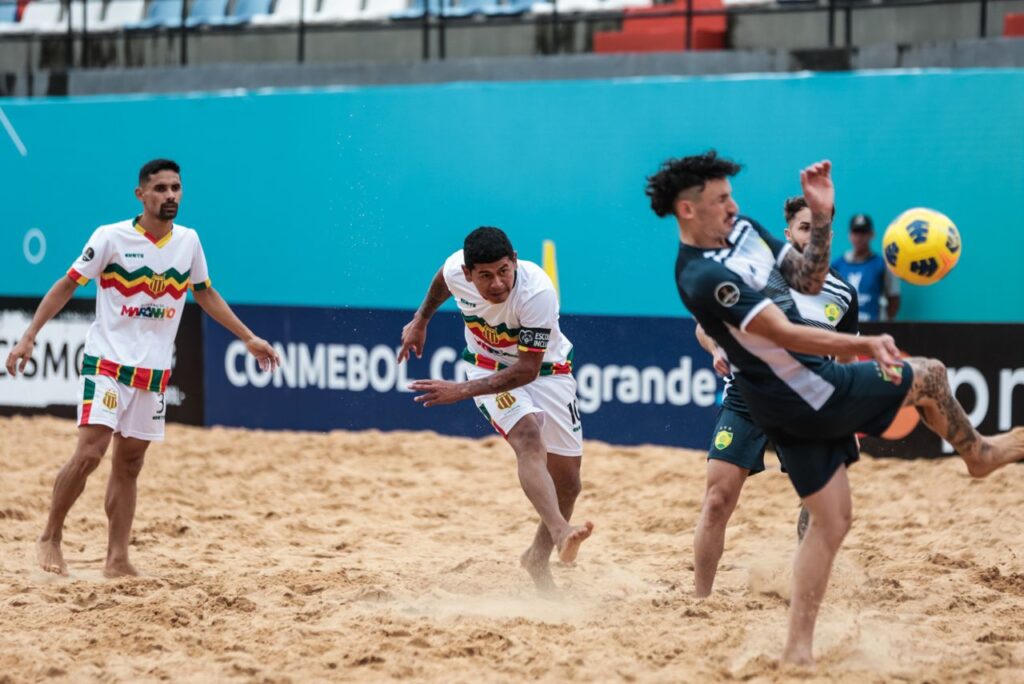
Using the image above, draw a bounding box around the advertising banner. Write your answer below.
[203,305,721,449]
[0,297,205,425]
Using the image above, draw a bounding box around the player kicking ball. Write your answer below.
[398,227,593,593]
[649,150,1024,665]
[5,159,279,578]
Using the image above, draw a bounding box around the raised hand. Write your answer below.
[799,160,834,218]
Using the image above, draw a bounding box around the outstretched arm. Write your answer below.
[745,303,903,379]
[4,276,79,376]
[409,351,544,406]
[193,287,280,371]
[694,323,730,377]
[779,161,834,295]
[398,268,452,363]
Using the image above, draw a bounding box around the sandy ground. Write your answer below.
[1,415,1023,683]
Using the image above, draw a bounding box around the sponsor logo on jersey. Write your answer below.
[459,298,477,308]
[81,247,95,262]
[102,390,118,410]
[714,427,733,450]
[495,392,517,410]
[124,252,145,259]
[877,362,904,383]
[714,282,740,308]
[824,303,841,323]
[120,304,177,319]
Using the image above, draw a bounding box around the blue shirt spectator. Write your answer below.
[831,213,901,321]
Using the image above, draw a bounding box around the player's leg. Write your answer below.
[694,459,748,597]
[37,376,119,575]
[521,453,583,593]
[104,435,150,578]
[903,357,1024,476]
[783,465,852,666]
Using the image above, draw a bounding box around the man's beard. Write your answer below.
[159,203,178,220]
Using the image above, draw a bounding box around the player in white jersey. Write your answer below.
[691,196,859,597]
[5,159,279,578]
[398,227,593,593]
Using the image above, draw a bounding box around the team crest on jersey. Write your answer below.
[714,428,733,450]
[149,273,168,295]
[824,303,841,324]
[877,363,904,383]
[495,392,517,410]
[82,247,95,262]
[102,390,118,410]
[714,282,740,308]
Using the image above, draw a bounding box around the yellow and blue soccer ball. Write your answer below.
[882,208,961,286]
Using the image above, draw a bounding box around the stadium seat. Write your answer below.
[216,0,273,25]
[309,0,361,23]
[248,0,316,25]
[0,2,19,28]
[3,0,64,33]
[390,0,442,20]
[67,0,108,31]
[1005,13,1024,37]
[125,0,185,29]
[480,0,533,16]
[593,0,726,53]
[185,0,229,25]
[444,0,492,18]
[90,0,145,29]
[358,0,405,19]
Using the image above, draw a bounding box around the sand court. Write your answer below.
[1,415,1023,682]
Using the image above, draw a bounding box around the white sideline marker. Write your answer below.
[0,106,28,157]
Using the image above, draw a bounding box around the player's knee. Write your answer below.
[115,452,146,479]
[558,471,582,501]
[71,448,104,476]
[508,419,545,459]
[702,486,736,525]
[818,508,852,550]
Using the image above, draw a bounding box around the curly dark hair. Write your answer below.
[464,226,515,270]
[783,196,808,223]
[645,150,741,218]
[138,158,180,185]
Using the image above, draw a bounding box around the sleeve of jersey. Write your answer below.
[750,218,792,267]
[66,227,109,285]
[189,235,212,292]
[440,250,464,292]
[687,264,773,334]
[516,288,557,353]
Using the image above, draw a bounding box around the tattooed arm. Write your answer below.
[779,160,835,295]
[408,352,544,406]
[398,268,451,362]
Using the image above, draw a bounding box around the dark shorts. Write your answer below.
[707,407,771,475]
[759,360,914,498]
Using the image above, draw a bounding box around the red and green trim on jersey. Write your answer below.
[460,348,574,376]
[134,219,173,248]
[461,314,520,349]
[67,268,89,286]
[81,354,170,392]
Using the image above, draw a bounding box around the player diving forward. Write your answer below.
[692,196,859,597]
[649,150,1024,665]
[398,227,593,593]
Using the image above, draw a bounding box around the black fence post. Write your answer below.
[180,0,188,66]
[827,0,836,47]
[979,0,988,38]
[844,0,851,47]
[421,0,430,60]
[65,0,73,68]
[552,0,559,53]
[298,0,306,63]
[439,0,446,59]
[82,0,89,68]
[685,0,693,51]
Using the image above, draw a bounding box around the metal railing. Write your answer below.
[0,0,1004,69]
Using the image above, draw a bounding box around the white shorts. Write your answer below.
[467,367,583,457]
[77,374,166,442]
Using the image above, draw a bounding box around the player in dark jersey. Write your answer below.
[648,150,1024,665]
[691,196,859,598]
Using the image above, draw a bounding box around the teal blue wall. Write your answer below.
[3,69,1023,321]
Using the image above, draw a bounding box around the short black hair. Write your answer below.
[645,150,742,218]
[139,159,180,185]
[784,196,808,223]
[464,226,515,270]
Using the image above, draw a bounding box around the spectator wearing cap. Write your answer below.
[831,213,901,321]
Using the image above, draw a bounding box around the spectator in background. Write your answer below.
[832,213,901,321]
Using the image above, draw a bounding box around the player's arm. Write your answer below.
[398,267,451,363]
[192,287,280,371]
[409,351,543,407]
[694,323,730,377]
[745,303,903,379]
[778,161,834,295]
[4,275,79,376]
[884,269,901,320]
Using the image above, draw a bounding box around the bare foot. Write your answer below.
[103,558,140,579]
[520,548,558,595]
[556,521,594,565]
[36,538,68,576]
[967,428,1024,477]
[780,645,815,668]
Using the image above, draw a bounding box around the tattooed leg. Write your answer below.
[903,357,1024,476]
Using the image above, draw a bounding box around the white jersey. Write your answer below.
[442,250,574,374]
[67,218,211,392]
